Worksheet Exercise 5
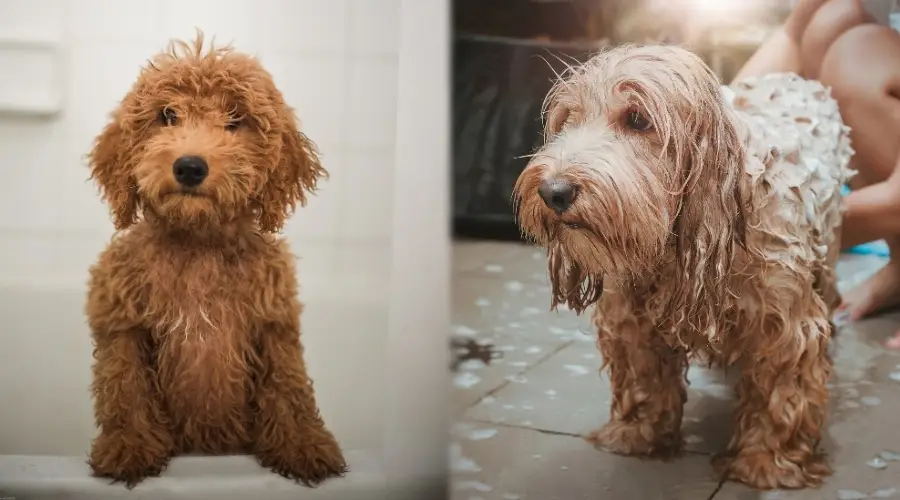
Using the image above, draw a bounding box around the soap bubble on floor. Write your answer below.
[475,298,491,307]
[484,264,504,273]
[521,306,541,316]
[450,442,482,473]
[454,325,479,336]
[479,396,496,405]
[866,456,888,469]
[684,434,704,445]
[505,280,525,292]
[454,480,493,493]
[454,372,482,389]
[836,490,868,500]
[861,396,882,406]
[459,359,486,371]
[466,428,499,441]
[564,364,590,376]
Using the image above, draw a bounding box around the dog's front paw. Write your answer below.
[89,432,172,488]
[258,432,348,487]
[586,420,682,459]
[713,449,831,490]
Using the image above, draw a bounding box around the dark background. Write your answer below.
[451,0,649,241]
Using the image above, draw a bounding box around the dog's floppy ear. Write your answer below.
[256,110,328,233]
[88,113,140,230]
[664,78,747,338]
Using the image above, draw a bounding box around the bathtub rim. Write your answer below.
[0,449,386,499]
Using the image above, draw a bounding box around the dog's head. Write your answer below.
[88,32,325,233]
[514,44,746,328]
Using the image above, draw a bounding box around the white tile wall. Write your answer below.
[0,0,400,291]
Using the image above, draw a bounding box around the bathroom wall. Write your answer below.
[0,0,400,455]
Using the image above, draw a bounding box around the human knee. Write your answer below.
[821,24,900,100]
[799,0,873,78]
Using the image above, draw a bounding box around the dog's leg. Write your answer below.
[89,329,174,488]
[586,302,688,459]
[716,309,833,489]
[252,321,347,486]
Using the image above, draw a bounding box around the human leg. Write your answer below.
[820,24,900,343]
[731,0,870,83]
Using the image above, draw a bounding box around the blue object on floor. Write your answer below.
[840,184,891,257]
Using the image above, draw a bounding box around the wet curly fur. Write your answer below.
[514,45,854,490]
[85,33,346,488]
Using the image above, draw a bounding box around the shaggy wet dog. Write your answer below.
[513,44,853,489]
[85,34,346,487]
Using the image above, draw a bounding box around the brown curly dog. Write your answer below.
[514,44,854,490]
[84,34,346,488]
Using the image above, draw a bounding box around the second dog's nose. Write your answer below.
[538,178,576,213]
[173,156,209,187]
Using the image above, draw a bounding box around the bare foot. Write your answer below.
[838,259,900,321]
[885,330,900,349]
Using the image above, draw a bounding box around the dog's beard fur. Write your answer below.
[546,241,604,314]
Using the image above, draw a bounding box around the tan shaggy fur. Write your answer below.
[513,44,854,490]
[85,33,346,488]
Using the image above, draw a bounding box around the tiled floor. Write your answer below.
[450,240,900,500]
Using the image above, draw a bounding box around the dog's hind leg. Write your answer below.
[586,295,688,459]
[714,299,833,490]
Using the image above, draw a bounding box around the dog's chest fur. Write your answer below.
[147,251,251,416]
[124,227,296,452]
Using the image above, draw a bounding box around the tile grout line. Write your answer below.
[465,339,576,409]
[465,417,714,458]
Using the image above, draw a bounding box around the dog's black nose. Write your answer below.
[538,178,576,213]
[173,156,208,187]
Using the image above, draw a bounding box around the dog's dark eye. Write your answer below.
[225,118,242,132]
[160,107,178,127]
[625,110,652,131]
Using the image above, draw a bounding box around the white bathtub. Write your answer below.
[0,284,389,499]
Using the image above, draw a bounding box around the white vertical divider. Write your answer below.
[385,0,451,498]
